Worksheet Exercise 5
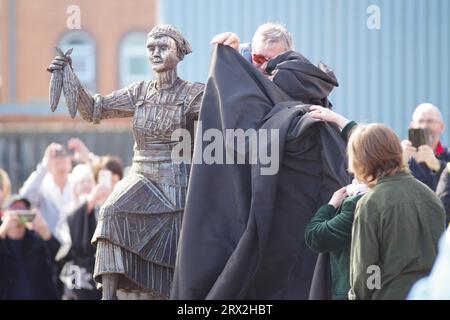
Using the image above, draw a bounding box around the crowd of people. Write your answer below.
[0,139,124,300]
[305,102,450,299]
[0,22,449,300]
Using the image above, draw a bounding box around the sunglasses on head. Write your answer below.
[252,53,270,65]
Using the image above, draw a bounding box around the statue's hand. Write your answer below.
[46,56,70,73]
[48,47,75,114]
[46,47,73,73]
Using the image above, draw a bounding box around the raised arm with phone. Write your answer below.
[408,128,429,149]
[401,103,450,190]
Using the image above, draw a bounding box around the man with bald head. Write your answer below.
[402,103,450,190]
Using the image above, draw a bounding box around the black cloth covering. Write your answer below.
[267,50,339,109]
[171,45,349,299]
[308,252,332,300]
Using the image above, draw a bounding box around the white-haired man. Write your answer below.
[211,22,338,109]
[402,103,450,190]
[211,23,293,76]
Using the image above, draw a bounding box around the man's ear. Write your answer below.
[437,120,445,135]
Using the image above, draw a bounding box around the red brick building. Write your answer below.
[0,0,157,105]
[0,0,158,190]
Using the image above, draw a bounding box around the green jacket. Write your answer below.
[349,171,446,300]
[305,194,363,300]
[340,120,358,141]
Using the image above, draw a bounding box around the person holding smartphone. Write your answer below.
[19,142,75,236]
[401,103,450,190]
[0,195,60,299]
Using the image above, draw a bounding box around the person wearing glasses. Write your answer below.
[401,103,450,190]
[211,23,292,77]
[211,23,338,108]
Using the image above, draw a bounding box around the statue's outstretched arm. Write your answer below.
[48,50,140,124]
[73,75,97,123]
[74,74,144,124]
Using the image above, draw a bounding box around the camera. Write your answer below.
[55,147,74,158]
[10,210,36,223]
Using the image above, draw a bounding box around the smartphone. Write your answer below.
[98,169,112,188]
[55,147,75,158]
[408,128,427,148]
[10,210,36,223]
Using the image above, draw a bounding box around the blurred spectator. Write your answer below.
[59,159,121,300]
[407,226,450,300]
[68,138,100,166]
[19,142,77,299]
[19,143,75,236]
[71,164,96,205]
[348,124,446,300]
[55,164,97,262]
[401,103,450,190]
[0,169,12,214]
[92,156,124,188]
[0,195,60,299]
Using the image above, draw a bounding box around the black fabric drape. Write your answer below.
[171,45,348,300]
[308,253,332,300]
[266,50,339,109]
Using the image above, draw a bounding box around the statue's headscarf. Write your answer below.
[148,25,192,60]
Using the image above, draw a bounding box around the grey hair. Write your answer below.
[251,23,294,51]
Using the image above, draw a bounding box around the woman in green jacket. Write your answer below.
[347,124,446,300]
[306,105,365,300]
[305,183,367,299]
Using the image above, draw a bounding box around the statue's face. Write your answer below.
[146,36,179,73]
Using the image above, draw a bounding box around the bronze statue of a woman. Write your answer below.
[47,25,204,299]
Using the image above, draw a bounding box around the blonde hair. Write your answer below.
[0,168,12,208]
[348,124,407,187]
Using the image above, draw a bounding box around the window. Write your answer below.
[59,31,96,92]
[120,32,152,88]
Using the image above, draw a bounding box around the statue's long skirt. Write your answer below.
[92,149,189,298]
